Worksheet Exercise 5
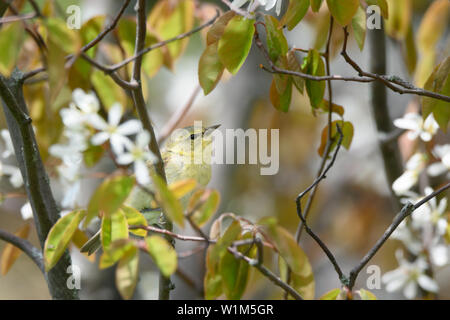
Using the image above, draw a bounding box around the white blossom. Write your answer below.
[20,202,33,220]
[0,160,23,188]
[393,113,439,142]
[427,144,450,177]
[392,153,426,195]
[116,131,157,185]
[411,187,448,236]
[88,103,142,155]
[60,89,100,130]
[230,0,283,16]
[1,129,15,158]
[382,251,439,299]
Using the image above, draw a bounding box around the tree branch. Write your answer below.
[0,70,78,299]
[0,228,44,273]
[348,181,450,289]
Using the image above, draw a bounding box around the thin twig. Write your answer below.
[340,27,450,103]
[0,228,44,273]
[107,10,220,72]
[158,85,201,144]
[65,0,131,69]
[23,67,45,81]
[0,12,36,24]
[296,125,345,282]
[348,182,450,289]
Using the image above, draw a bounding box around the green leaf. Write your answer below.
[304,50,326,108]
[44,210,87,271]
[279,256,315,299]
[423,56,450,131]
[316,99,345,117]
[83,144,104,168]
[204,273,223,300]
[318,120,354,156]
[91,70,127,110]
[260,219,312,279]
[209,220,242,266]
[0,22,24,75]
[218,15,255,75]
[151,172,185,228]
[99,239,135,269]
[46,17,80,53]
[286,51,305,94]
[122,205,148,237]
[148,0,195,61]
[264,15,289,61]
[352,5,366,51]
[145,235,177,277]
[116,246,139,300]
[207,11,236,45]
[85,175,135,228]
[320,288,342,300]
[101,209,129,251]
[189,189,221,227]
[358,288,377,300]
[80,15,105,58]
[270,77,293,112]
[281,0,310,30]
[326,0,359,26]
[199,42,225,95]
[366,0,388,19]
[311,0,323,12]
[219,234,253,299]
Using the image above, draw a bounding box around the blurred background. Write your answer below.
[0,0,449,299]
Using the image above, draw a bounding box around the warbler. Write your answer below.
[80,124,219,255]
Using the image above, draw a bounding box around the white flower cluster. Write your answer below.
[382,112,449,299]
[0,129,31,220]
[49,89,156,209]
[230,0,283,16]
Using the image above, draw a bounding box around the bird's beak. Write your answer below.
[204,124,221,136]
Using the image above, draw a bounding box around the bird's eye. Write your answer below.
[190,134,195,140]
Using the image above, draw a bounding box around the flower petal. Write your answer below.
[117,120,142,136]
[108,103,123,126]
[91,132,110,146]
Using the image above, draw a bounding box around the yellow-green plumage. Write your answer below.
[80,125,218,255]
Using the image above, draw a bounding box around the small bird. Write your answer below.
[80,124,220,255]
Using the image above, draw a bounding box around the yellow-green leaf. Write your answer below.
[265,15,289,61]
[1,224,30,275]
[366,0,388,19]
[116,246,139,300]
[122,205,148,237]
[99,239,134,269]
[0,22,24,75]
[151,172,185,228]
[385,0,411,40]
[281,0,310,31]
[318,120,354,156]
[44,210,87,271]
[189,189,221,227]
[207,11,236,45]
[199,42,225,95]
[101,209,129,251]
[326,0,359,26]
[270,77,293,112]
[416,0,449,53]
[91,70,127,110]
[320,288,342,300]
[304,50,326,108]
[279,256,314,299]
[311,0,323,12]
[358,288,377,300]
[287,51,305,94]
[85,175,135,228]
[352,5,366,51]
[218,15,255,75]
[145,235,177,277]
[260,218,311,278]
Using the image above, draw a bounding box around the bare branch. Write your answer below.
[348,182,450,289]
[65,0,132,68]
[0,12,36,24]
[296,125,345,281]
[107,10,220,72]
